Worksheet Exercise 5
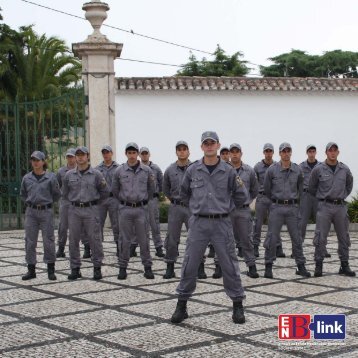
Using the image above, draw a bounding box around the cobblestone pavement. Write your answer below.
[0,228,357,357]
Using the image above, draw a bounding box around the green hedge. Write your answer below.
[348,194,358,223]
[159,202,169,223]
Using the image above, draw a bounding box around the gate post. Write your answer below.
[72,0,122,165]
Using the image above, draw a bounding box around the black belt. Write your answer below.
[238,204,249,209]
[259,191,266,195]
[320,199,345,205]
[72,201,98,207]
[153,193,160,198]
[120,200,148,207]
[303,188,309,193]
[26,203,52,210]
[171,199,187,207]
[272,199,298,205]
[195,213,229,219]
[109,192,114,197]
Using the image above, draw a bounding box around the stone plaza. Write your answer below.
[0,227,357,357]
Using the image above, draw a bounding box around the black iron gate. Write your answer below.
[0,90,86,230]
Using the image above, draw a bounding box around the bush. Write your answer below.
[348,194,358,223]
[159,202,169,223]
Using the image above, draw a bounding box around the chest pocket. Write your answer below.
[69,178,80,189]
[190,178,204,190]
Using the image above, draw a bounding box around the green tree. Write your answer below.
[0,25,81,101]
[177,45,249,76]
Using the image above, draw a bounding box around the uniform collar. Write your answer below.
[279,161,293,171]
[176,160,191,169]
[99,161,118,168]
[197,157,226,173]
[123,161,144,172]
[75,165,94,175]
[30,171,50,181]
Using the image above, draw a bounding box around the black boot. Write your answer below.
[83,244,91,259]
[22,264,36,280]
[115,241,119,257]
[117,267,127,280]
[232,301,245,324]
[56,246,66,258]
[247,264,259,279]
[237,247,243,258]
[324,251,331,258]
[163,262,175,279]
[314,261,323,277]
[130,244,137,257]
[144,266,154,279]
[339,261,356,277]
[68,268,82,280]
[254,245,259,257]
[47,263,57,281]
[296,263,311,277]
[93,266,102,280]
[197,262,207,279]
[276,245,286,258]
[212,264,222,279]
[264,263,273,278]
[171,299,188,324]
[207,244,215,258]
[155,246,165,258]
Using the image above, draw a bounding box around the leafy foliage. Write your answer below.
[348,194,358,223]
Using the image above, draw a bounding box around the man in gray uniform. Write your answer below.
[298,145,331,259]
[228,143,259,279]
[171,131,248,325]
[63,146,109,281]
[253,143,285,258]
[138,147,165,257]
[112,142,156,280]
[309,142,355,277]
[263,142,311,279]
[96,145,120,255]
[56,148,77,258]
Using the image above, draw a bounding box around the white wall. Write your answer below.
[115,91,358,199]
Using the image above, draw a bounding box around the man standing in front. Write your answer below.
[112,143,156,280]
[309,142,355,277]
[263,142,311,279]
[171,131,248,325]
[63,146,109,281]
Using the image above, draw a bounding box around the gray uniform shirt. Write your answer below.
[146,162,163,193]
[62,166,109,202]
[235,163,259,205]
[112,162,155,202]
[20,171,61,205]
[308,161,353,200]
[264,162,303,201]
[95,161,120,191]
[254,160,276,192]
[180,158,248,215]
[163,161,190,201]
[299,160,321,189]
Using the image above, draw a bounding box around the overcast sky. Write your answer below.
[2,0,358,77]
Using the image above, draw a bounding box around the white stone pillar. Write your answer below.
[72,0,122,165]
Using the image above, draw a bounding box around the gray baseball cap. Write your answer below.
[101,145,113,152]
[140,146,150,154]
[30,151,45,161]
[326,142,338,151]
[279,142,292,152]
[125,142,139,151]
[201,131,219,143]
[175,140,188,148]
[65,148,76,157]
[75,146,89,154]
[220,146,229,153]
[306,144,316,152]
[263,143,274,151]
[229,143,242,151]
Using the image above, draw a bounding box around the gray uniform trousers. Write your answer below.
[176,216,245,301]
[264,204,306,265]
[253,194,282,247]
[25,207,56,265]
[118,206,152,268]
[68,205,103,269]
[298,191,318,241]
[230,207,256,267]
[314,202,350,262]
[98,196,120,242]
[164,203,190,263]
[147,197,163,248]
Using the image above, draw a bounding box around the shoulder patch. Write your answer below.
[236,175,244,187]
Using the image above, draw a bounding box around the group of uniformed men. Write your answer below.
[20,131,355,324]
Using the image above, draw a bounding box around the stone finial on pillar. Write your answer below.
[72,1,122,166]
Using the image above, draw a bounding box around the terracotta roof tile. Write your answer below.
[116,77,358,92]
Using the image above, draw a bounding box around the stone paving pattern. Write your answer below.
[0,228,357,357]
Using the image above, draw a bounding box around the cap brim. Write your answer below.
[201,137,218,143]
